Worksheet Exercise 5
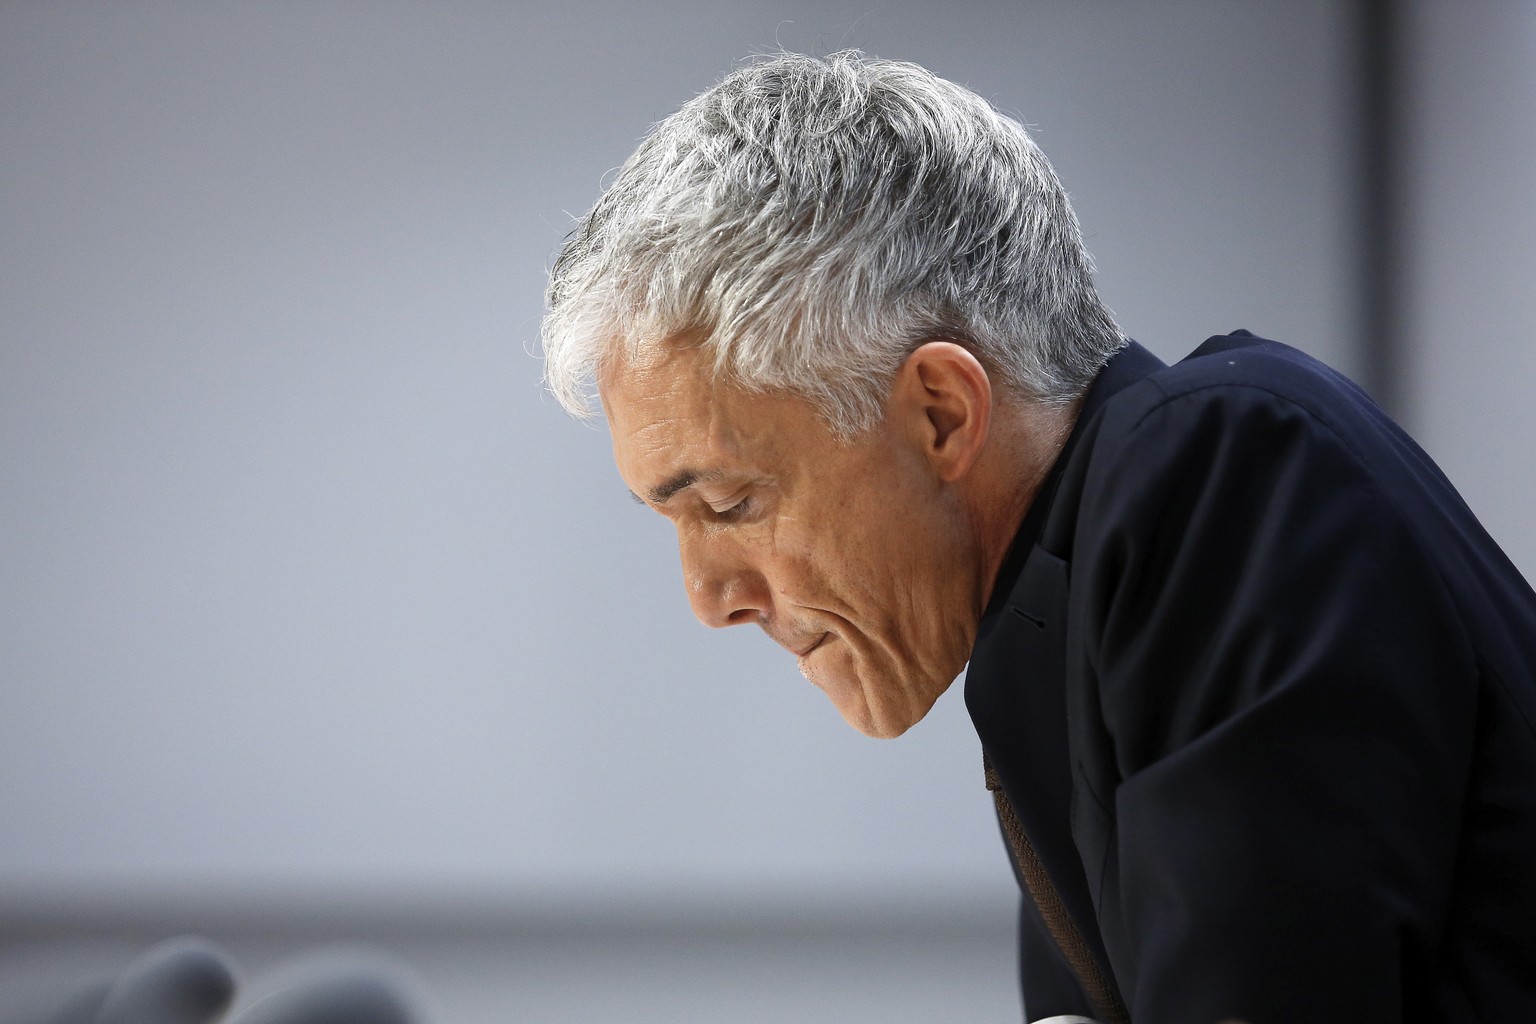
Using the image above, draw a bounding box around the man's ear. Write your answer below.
[889,341,993,482]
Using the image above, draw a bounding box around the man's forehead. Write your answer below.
[598,340,841,490]
[601,366,717,450]
[599,342,711,417]
[599,347,734,495]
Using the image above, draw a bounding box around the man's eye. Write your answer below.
[712,495,754,521]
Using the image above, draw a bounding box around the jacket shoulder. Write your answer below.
[1106,332,1380,438]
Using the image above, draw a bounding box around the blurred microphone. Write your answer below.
[89,936,238,1024]
[230,957,426,1024]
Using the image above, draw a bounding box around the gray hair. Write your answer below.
[542,50,1125,436]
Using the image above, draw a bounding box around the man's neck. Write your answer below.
[969,394,1083,615]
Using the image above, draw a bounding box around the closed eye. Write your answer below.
[703,485,761,521]
[710,494,755,522]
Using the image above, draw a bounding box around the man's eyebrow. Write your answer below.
[631,468,723,506]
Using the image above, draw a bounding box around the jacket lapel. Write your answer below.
[964,340,1169,1003]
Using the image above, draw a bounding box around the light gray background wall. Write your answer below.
[0,0,1526,931]
[1403,0,1536,583]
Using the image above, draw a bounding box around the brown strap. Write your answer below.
[985,757,1129,1024]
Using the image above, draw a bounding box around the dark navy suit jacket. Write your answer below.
[966,332,1536,1023]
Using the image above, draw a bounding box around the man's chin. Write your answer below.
[822,677,930,739]
[847,706,920,739]
[798,645,945,738]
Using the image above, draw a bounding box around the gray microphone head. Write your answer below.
[91,936,238,1024]
[232,957,424,1024]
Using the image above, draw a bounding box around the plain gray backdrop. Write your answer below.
[1,0,1530,933]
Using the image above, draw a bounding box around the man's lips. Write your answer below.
[794,632,831,658]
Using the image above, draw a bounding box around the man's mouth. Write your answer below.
[795,632,831,658]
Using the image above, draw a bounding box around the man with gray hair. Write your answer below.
[543,52,1536,1024]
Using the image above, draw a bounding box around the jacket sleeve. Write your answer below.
[1073,384,1479,1023]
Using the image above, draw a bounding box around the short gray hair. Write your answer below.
[542,50,1125,435]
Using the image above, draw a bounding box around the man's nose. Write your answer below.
[679,531,769,629]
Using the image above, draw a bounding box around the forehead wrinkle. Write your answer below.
[620,406,736,503]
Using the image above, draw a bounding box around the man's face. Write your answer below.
[600,343,985,738]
